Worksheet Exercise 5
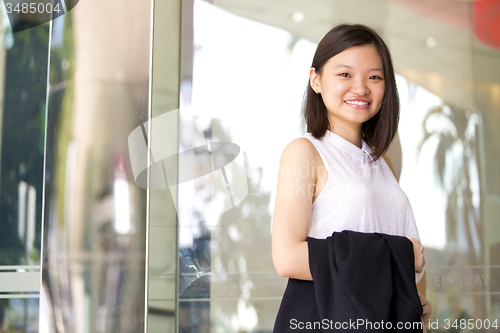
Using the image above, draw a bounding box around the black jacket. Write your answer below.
[274,230,423,332]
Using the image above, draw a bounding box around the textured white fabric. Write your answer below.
[302,130,423,283]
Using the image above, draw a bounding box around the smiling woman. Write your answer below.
[302,24,401,162]
[271,23,432,331]
[309,44,385,144]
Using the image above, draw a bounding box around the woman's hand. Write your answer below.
[409,238,425,273]
[419,292,432,329]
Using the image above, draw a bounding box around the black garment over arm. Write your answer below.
[273,230,423,332]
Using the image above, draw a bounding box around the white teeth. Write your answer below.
[345,100,369,105]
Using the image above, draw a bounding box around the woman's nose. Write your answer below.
[351,79,370,96]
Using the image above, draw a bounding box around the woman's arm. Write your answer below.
[384,154,425,270]
[385,154,432,327]
[272,138,319,281]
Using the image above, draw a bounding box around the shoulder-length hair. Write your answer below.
[304,24,399,163]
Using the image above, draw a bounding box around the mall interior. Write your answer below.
[1,0,500,331]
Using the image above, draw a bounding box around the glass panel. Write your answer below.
[471,0,500,319]
[40,1,154,332]
[145,0,182,332]
[177,1,307,330]
[0,297,40,332]
[177,0,500,330]
[0,3,48,331]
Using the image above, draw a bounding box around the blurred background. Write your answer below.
[0,0,500,332]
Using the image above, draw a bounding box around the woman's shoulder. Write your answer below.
[283,132,324,151]
[278,137,321,170]
[281,136,317,158]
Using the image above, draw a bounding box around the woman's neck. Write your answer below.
[330,126,362,149]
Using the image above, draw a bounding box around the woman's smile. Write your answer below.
[344,98,371,108]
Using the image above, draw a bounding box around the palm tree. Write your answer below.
[416,103,484,318]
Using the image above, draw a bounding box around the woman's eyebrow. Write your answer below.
[334,64,383,72]
[334,64,353,69]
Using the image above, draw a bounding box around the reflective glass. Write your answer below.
[146,0,182,332]
[176,0,500,330]
[40,1,154,332]
[0,3,48,331]
[2,0,500,331]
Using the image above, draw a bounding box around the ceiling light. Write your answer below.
[426,37,437,48]
[292,11,305,23]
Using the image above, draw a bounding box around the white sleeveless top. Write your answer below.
[303,130,420,241]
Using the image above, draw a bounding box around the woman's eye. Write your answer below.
[370,76,383,80]
[339,73,350,77]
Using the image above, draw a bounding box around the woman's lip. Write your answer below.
[344,100,371,108]
[344,99,371,103]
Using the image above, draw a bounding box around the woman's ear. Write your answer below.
[309,67,320,94]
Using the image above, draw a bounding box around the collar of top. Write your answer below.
[323,130,374,164]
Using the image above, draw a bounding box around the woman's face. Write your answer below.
[310,44,385,128]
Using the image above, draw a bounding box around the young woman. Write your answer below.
[272,24,432,327]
